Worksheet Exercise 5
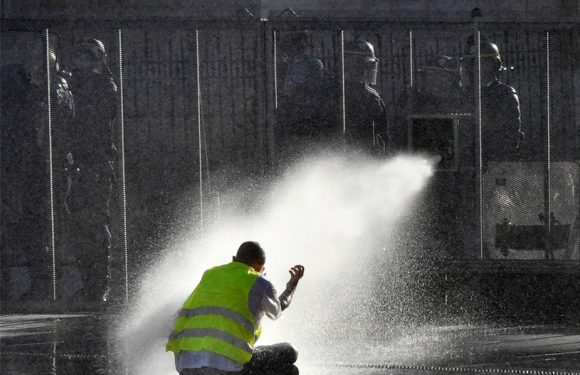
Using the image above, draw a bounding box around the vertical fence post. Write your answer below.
[340,30,346,144]
[273,29,278,110]
[544,31,553,260]
[407,29,414,153]
[409,30,414,89]
[118,29,129,303]
[472,15,484,260]
[45,29,57,301]
[264,24,276,168]
[195,29,204,233]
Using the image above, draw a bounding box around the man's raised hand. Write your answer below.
[287,265,305,289]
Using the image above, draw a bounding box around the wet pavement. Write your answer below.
[1,314,114,375]
[1,314,580,374]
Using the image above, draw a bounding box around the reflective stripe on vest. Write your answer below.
[178,306,254,334]
[169,328,252,353]
[166,262,260,365]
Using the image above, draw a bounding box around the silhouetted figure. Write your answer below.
[280,31,324,100]
[0,64,48,302]
[342,40,389,153]
[67,39,118,305]
[275,31,327,158]
[42,49,82,303]
[460,38,524,163]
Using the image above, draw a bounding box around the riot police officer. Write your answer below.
[44,49,84,303]
[67,39,118,306]
[279,30,324,101]
[460,39,525,162]
[275,30,327,159]
[342,40,389,153]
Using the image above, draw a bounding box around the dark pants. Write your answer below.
[241,343,298,375]
[180,343,298,375]
[68,162,113,303]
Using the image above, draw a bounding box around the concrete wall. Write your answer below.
[0,0,261,20]
[2,0,579,22]
[261,0,580,22]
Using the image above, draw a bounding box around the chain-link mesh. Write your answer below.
[1,31,52,302]
[404,26,476,258]
[549,30,579,261]
[477,26,578,261]
[1,19,578,313]
[121,29,200,286]
[272,28,341,163]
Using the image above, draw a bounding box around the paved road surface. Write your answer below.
[1,315,580,374]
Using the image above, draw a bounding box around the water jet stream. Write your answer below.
[117,152,433,374]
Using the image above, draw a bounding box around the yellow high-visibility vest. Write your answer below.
[166,261,261,365]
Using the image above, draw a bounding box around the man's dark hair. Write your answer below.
[236,241,265,264]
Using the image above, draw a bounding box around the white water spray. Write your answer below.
[117,152,433,374]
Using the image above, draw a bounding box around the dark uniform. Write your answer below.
[275,57,326,141]
[67,41,118,304]
[344,80,389,151]
[342,40,389,153]
[481,81,522,161]
[461,40,524,163]
[47,58,80,302]
[275,31,328,159]
[462,41,524,257]
[276,39,389,160]
[279,30,324,101]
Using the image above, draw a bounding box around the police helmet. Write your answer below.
[344,40,379,85]
[463,39,505,72]
[344,40,379,63]
[82,38,107,55]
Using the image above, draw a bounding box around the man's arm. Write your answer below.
[278,265,304,311]
[258,265,305,319]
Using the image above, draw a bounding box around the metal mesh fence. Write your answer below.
[549,30,579,260]
[0,30,51,302]
[272,28,341,162]
[402,26,475,258]
[0,19,578,309]
[120,28,200,296]
[478,26,579,261]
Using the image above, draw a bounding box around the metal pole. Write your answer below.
[409,30,414,88]
[340,30,346,144]
[472,24,484,260]
[195,30,204,233]
[118,29,129,303]
[544,31,553,260]
[273,29,278,110]
[45,29,57,301]
[407,29,414,151]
